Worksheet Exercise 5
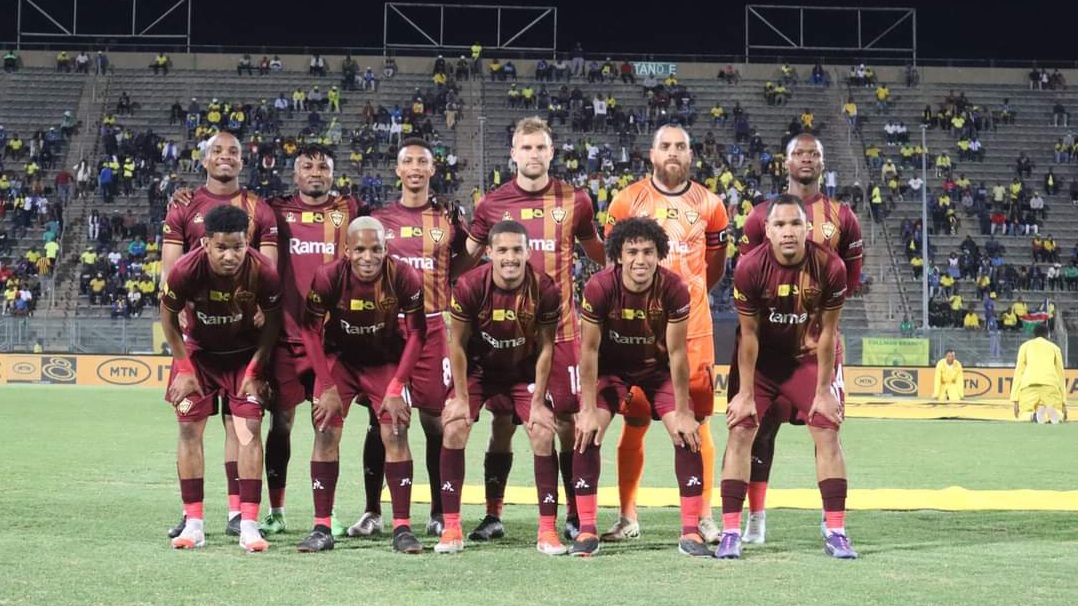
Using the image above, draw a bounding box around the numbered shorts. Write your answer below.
[599,372,679,420]
[313,357,398,428]
[271,341,315,410]
[546,337,581,415]
[732,359,840,431]
[466,375,549,424]
[624,335,715,421]
[403,314,451,412]
[1017,385,1065,413]
[165,349,264,422]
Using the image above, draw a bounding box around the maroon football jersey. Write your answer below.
[161,247,282,354]
[271,193,367,344]
[739,194,863,290]
[449,264,561,383]
[305,257,424,366]
[467,179,598,343]
[372,199,465,315]
[733,239,847,364]
[163,186,278,252]
[580,265,690,379]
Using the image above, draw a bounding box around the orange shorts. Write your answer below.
[622,335,715,421]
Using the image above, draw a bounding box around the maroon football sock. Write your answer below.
[440,448,466,518]
[384,460,414,529]
[425,427,443,516]
[572,444,601,535]
[180,478,204,519]
[534,454,560,519]
[559,450,578,519]
[224,461,240,512]
[310,461,339,521]
[238,479,262,522]
[721,479,748,532]
[674,445,705,535]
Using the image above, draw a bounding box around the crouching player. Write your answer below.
[162,205,282,552]
[571,217,708,558]
[716,194,856,560]
[297,217,428,554]
[435,220,566,555]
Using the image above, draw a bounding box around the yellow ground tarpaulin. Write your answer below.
[390,486,1078,511]
[715,396,1025,421]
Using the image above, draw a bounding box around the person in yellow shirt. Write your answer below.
[1011,324,1067,423]
[1011,297,1029,318]
[963,308,981,329]
[933,349,964,401]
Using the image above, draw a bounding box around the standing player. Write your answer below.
[716,194,856,560]
[736,132,862,544]
[163,131,279,539]
[163,205,282,552]
[1011,324,1067,423]
[296,217,428,554]
[571,217,707,557]
[435,220,565,555]
[461,116,605,541]
[261,144,367,536]
[602,124,729,543]
[349,137,467,538]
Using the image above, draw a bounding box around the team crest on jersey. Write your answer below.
[192,213,204,224]
[378,296,398,312]
[429,227,445,243]
[551,207,566,223]
[803,286,822,305]
[685,209,700,225]
[502,211,512,221]
[821,221,837,239]
[329,210,345,227]
[234,290,254,305]
[285,212,297,223]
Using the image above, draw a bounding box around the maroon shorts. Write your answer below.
[733,359,840,430]
[402,314,450,413]
[597,372,678,420]
[165,349,264,423]
[546,337,581,415]
[314,356,399,428]
[466,375,547,424]
[271,341,314,410]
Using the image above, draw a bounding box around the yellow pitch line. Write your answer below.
[386,486,1078,511]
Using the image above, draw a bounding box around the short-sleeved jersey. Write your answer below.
[581,265,690,379]
[163,187,278,253]
[733,240,847,365]
[271,193,367,344]
[740,194,862,290]
[305,257,424,366]
[161,248,281,354]
[468,179,599,343]
[449,264,561,383]
[373,199,466,315]
[605,178,729,340]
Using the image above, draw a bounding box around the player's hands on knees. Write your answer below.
[441,396,471,429]
[1012,401,1020,419]
[178,311,189,331]
[574,407,603,453]
[670,410,701,453]
[168,373,202,408]
[252,306,265,328]
[169,186,193,209]
[809,389,843,426]
[527,396,556,436]
[383,395,411,436]
[241,377,270,406]
[313,386,343,432]
[725,392,757,428]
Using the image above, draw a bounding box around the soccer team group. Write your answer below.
[159,116,864,560]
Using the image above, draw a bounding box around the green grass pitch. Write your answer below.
[0,386,1076,606]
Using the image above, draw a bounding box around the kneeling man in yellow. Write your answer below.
[1011,324,1067,424]
[932,349,964,401]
